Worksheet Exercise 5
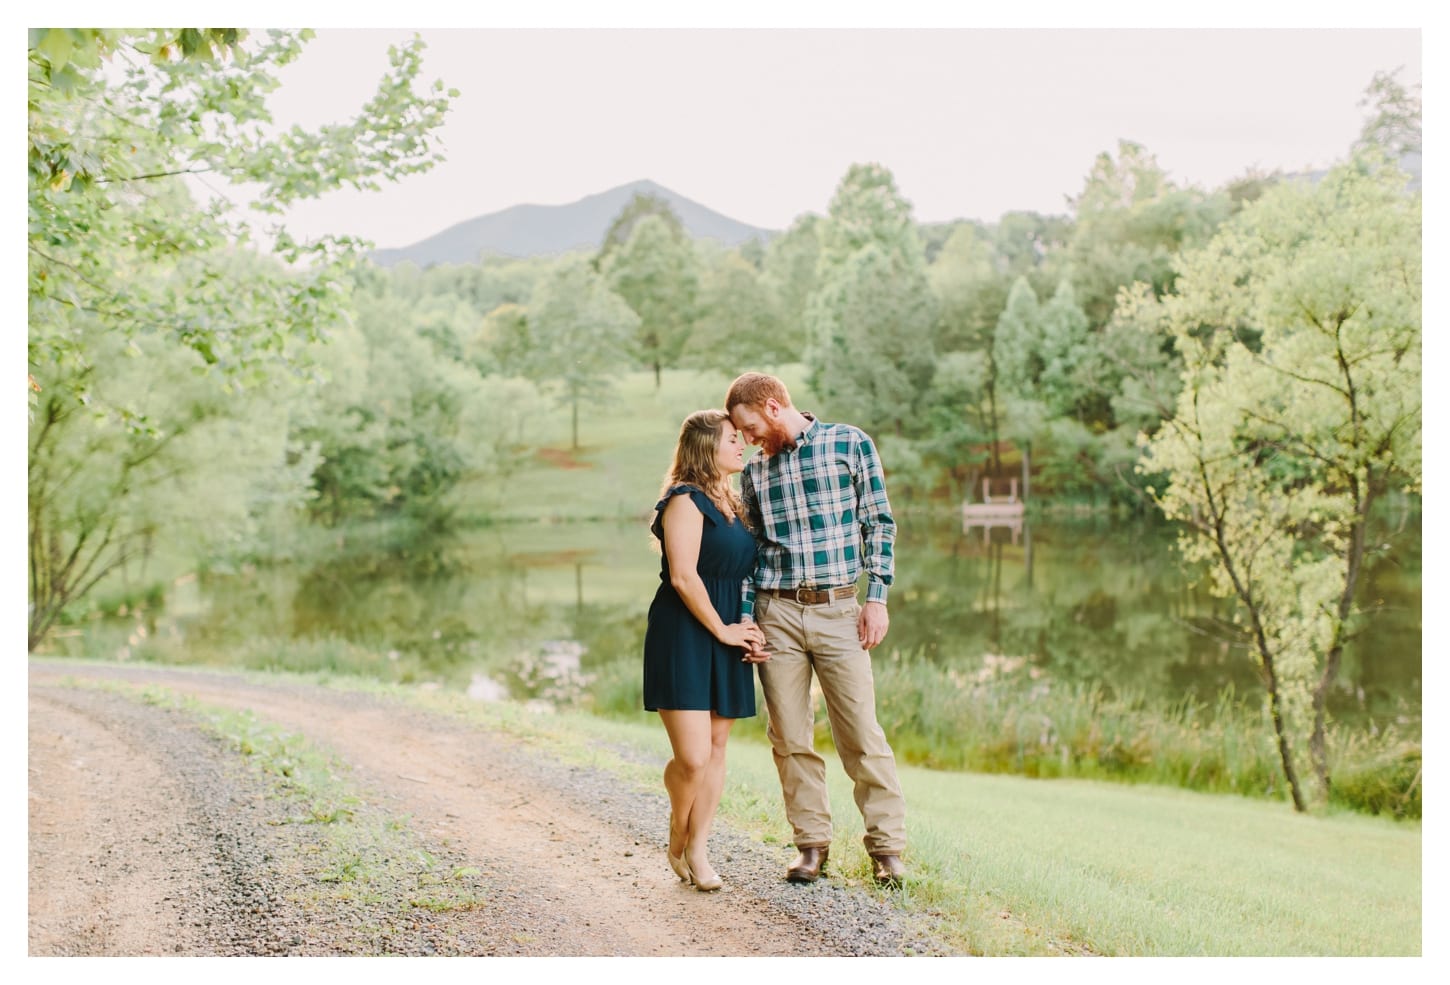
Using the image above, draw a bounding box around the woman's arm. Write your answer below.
[661,494,761,650]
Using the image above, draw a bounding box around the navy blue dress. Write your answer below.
[642,485,758,718]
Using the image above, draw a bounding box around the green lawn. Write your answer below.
[391,682,1422,957]
[479,365,820,522]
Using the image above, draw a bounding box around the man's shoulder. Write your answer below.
[812,419,874,447]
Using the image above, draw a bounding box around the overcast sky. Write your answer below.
[252,22,1423,250]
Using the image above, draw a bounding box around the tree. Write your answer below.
[681,249,788,374]
[758,214,820,354]
[1141,151,1421,810]
[807,243,938,437]
[526,258,639,449]
[29,29,456,391]
[292,289,489,527]
[1064,140,1230,328]
[988,277,1050,488]
[28,306,317,648]
[602,213,699,388]
[476,302,532,376]
[992,277,1044,406]
[1355,67,1422,159]
[27,29,456,646]
[992,210,1072,295]
[595,191,688,267]
[806,163,937,436]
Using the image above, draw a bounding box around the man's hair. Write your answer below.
[724,372,792,414]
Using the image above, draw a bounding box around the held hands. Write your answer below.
[722,619,771,663]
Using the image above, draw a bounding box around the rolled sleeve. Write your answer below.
[855,434,895,606]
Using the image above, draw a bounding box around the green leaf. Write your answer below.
[36,29,73,72]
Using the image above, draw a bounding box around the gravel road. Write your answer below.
[28,659,951,957]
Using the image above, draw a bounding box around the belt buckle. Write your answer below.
[794,585,813,605]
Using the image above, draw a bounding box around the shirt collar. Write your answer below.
[787,412,818,452]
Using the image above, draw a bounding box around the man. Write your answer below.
[725,372,907,887]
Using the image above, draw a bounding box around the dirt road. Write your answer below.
[28,659,945,957]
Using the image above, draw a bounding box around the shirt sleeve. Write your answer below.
[739,469,760,619]
[853,431,895,605]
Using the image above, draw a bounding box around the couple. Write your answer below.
[642,372,907,893]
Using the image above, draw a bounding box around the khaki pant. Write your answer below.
[754,593,906,855]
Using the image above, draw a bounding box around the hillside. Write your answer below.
[368,178,775,268]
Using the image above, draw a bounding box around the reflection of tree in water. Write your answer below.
[565,600,647,670]
[285,526,504,672]
[892,519,1309,708]
[176,513,1417,726]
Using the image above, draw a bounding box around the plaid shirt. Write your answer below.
[739,414,895,616]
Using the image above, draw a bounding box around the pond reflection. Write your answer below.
[144,510,1421,727]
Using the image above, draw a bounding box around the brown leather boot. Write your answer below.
[869,853,905,887]
[786,846,829,883]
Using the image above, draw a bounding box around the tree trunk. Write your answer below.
[1259,634,1309,812]
[1201,461,1308,812]
[1309,484,1377,797]
[986,383,1001,474]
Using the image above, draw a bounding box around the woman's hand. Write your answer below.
[723,620,770,663]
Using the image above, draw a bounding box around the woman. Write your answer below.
[643,409,767,892]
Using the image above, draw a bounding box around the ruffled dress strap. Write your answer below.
[651,484,724,539]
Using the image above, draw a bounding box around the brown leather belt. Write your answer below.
[758,586,857,605]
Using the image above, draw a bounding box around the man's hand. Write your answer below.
[739,617,771,663]
[859,600,889,650]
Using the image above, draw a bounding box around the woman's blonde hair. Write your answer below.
[656,409,746,531]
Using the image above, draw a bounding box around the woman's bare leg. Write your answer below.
[683,715,734,885]
[658,710,712,864]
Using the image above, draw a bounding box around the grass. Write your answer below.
[52,661,1423,955]
[588,648,1422,820]
[474,364,820,522]
[297,668,1422,957]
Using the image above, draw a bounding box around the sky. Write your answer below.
[251,20,1425,250]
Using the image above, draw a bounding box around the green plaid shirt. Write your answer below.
[739,414,895,616]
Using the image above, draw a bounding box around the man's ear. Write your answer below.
[764,397,781,418]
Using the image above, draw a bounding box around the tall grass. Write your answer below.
[586,646,1421,819]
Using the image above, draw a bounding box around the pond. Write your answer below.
[102,508,1422,728]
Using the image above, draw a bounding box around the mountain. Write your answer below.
[368,179,775,268]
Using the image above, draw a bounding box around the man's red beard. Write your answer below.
[756,418,796,457]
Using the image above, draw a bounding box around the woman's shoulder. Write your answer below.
[654,484,722,522]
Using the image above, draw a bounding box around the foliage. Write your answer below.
[526,257,640,448]
[1064,140,1232,332]
[27,28,456,647]
[1356,67,1422,159]
[595,190,687,265]
[924,225,1010,476]
[680,247,789,373]
[805,163,938,436]
[992,210,1072,294]
[476,301,532,376]
[291,282,525,526]
[1141,150,1421,810]
[27,323,313,648]
[758,214,821,355]
[29,28,456,390]
[601,213,699,387]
